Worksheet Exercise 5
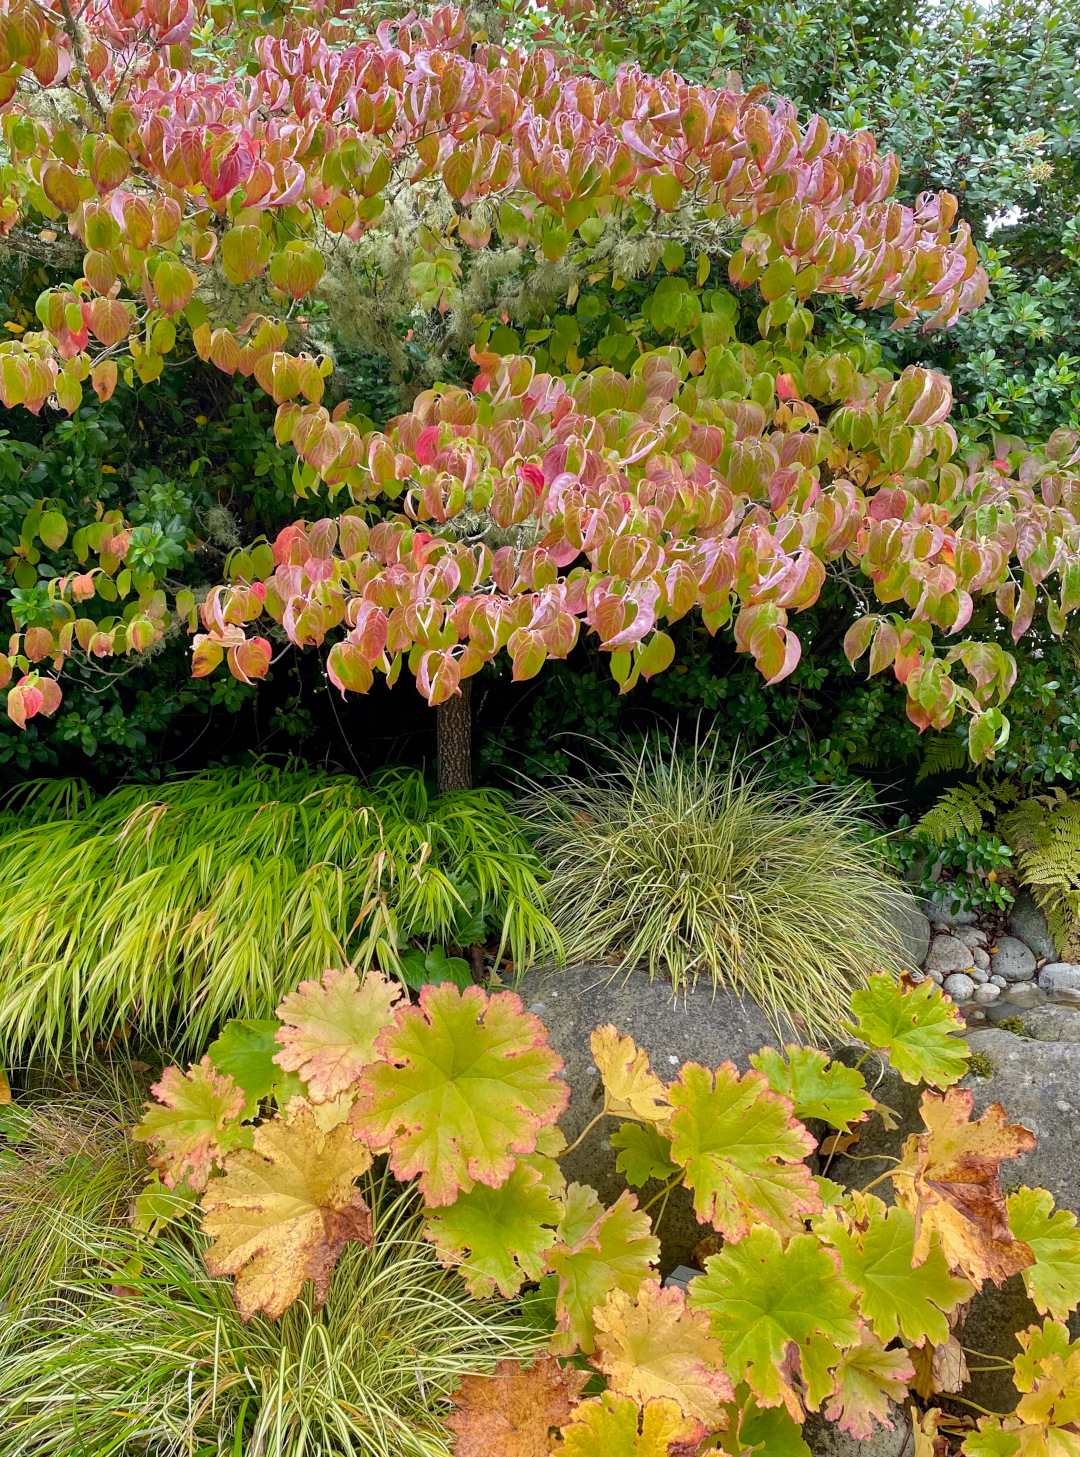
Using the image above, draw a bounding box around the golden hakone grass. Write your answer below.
[0,763,558,1064]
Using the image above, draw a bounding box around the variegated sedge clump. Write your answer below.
[80,968,1080,1456]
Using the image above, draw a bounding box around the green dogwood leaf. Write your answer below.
[688,1226,861,1417]
[820,1197,972,1347]
[749,1046,874,1131]
[845,974,969,1087]
[546,1184,660,1354]
[423,1160,562,1298]
[610,1122,680,1188]
[1008,1187,1080,1320]
[350,984,568,1206]
[668,1062,820,1240]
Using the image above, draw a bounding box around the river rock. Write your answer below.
[973,946,991,970]
[1009,889,1056,961]
[972,983,1000,1004]
[956,926,988,950]
[1039,963,1080,1000]
[991,936,1038,982]
[516,963,792,1270]
[926,934,975,975]
[882,897,931,970]
[1003,981,1048,1009]
[943,972,976,1001]
[925,898,980,927]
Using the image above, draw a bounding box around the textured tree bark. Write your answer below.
[436,680,472,793]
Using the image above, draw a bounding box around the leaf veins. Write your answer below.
[134,1056,248,1192]
[445,1354,589,1457]
[200,1103,374,1321]
[350,984,568,1206]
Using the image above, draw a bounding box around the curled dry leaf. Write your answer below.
[668,1061,820,1241]
[590,1024,672,1129]
[892,1087,1036,1287]
[201,1104,374,1321]
[273,966,403,1102]
[445,1355,589,1457]
[350,983,568,1207]
[133,1056,248,1192]
[909,1333,969,1399]
[555,1392,707,1457]
[591,1278,734,1428]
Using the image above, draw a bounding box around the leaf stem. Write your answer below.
[859,1161,901,1194]
[641,1170,683,1214]
[562,1105,610,1156]
[948,1395,1010,1418]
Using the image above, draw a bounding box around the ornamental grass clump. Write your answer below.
[0,1177,539,1457]
[0,763,557,1064]
[523,743,912,1032]
[0,1070,145,1310]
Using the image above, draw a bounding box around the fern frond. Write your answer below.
[918,784,997,843]
[1002,793,1080,959]
[916,735,971,783]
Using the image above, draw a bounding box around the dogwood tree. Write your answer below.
[0,0,1075,784]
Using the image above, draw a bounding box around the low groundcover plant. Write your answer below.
[0,968,1069,1455]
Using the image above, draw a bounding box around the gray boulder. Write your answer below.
[883,899,931,970]
[926,934,975,975]
[964,1028,1080,1214]
[991,936,1038,983]
[1022,1004,1080,1041]
[516,963,791,1270]
[1039,963,1080,1001]
[803,1410,910,1457]
[1009,889,1056,961]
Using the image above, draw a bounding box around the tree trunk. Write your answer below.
[436,681,472,793]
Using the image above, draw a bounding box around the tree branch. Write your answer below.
[57,0,107,123]
[0,227,85,270]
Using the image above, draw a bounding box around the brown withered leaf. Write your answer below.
[820,1131,861,1157]
[892,1087,1036,1287]
[913,1408,952,1457]
[909,1333,970,1398]
[691,1233,722,1269]
[201,1104,374,1321]
[446,1355,589,1457]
